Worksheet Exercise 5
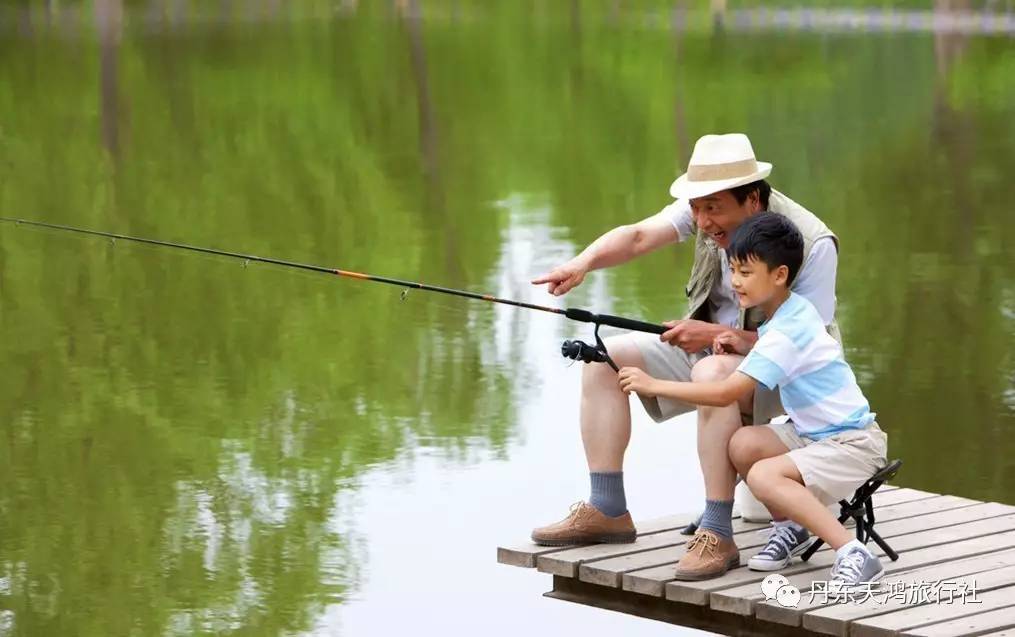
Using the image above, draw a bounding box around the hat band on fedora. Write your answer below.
[686,158,759,182]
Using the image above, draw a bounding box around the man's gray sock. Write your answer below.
[589,472,627,517]
[699,499,735,539]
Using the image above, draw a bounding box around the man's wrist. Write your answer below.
[709,323,727,341]
[572,254,594,273]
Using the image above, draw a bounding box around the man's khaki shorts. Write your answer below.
[765,420,889,505]
[629,332,704,422]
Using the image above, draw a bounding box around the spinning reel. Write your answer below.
[560,323,618,372]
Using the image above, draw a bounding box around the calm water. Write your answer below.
[1,2,1014,635]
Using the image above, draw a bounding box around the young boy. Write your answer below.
[618,212,888,586]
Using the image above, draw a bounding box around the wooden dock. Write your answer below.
[498,486,1015,636]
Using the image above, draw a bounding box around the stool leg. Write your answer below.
[801,537,823,561]
[855,516,867,543]
[866,526,899,561]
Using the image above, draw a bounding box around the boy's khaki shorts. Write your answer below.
[765,420,889,505]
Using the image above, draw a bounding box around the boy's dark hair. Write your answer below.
[728,179,771,209]
[726,212,804,285]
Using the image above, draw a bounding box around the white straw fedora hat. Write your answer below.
[669,133,772,200]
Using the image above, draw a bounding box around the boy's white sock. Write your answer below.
[836,539,869,559]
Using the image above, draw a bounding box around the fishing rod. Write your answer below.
[0,216,668,371]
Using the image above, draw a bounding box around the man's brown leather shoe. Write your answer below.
[672,528,740,580]
[530,502,637,546]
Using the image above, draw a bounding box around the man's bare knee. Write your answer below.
[602,335,645,369]
[580,335,645,393]
[692,355,754,420]
[690,354,741,384]
[581,359,616,392]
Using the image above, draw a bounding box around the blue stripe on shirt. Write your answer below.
[738,351,786,391]
[779,359,853,411]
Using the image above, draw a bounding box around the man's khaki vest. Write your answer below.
[682,189,840,423]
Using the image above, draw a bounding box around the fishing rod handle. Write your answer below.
[564,308,667,335]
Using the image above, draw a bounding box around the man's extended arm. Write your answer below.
[531,211,678,296]
[577,212,679,270]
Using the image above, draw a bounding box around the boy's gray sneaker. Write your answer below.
[748,523,816,571]
[829,544,885,589]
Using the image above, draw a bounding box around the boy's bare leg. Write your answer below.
[728,425,793,520]
[746,455,853,549]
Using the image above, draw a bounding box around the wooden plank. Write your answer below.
[755,526,1015,628]
[633,495,982,603]
[826,502,1014,547]
[496,511,697,568]
[716,514,1015,618]
[929,628,1010,637]
[851,586,1015,637]
[870,487,939,507]
[538,517,767,578]
[801,547,1015,636]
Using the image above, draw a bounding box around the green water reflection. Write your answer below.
[1,2,1014,635]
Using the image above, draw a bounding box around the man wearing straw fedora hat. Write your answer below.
[530,133,840,580]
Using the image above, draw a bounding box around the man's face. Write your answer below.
[729,255,788,309]
[689,189,758,249]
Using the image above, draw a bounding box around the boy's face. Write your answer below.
[730,255,790,308]
[689,189,760,249]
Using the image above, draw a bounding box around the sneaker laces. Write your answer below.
[759,524,799,557]
[754,520,792,540]
[685,531,720,558]
[831,549,866,584]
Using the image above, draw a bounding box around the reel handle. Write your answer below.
[564,308,667,335]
